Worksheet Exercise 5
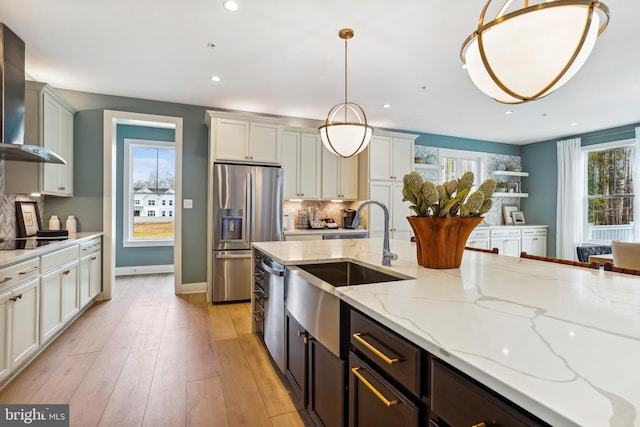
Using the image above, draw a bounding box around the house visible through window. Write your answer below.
[123,138,176,247]
[583,139,636,243]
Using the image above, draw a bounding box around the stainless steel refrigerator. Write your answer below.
[212,163,283,302]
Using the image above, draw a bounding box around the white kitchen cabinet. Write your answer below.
[40,245,80,343]
[8,278,40,370]
[79,238,102,308]
[321,146,358,200]
[521,227,547,256]
[369,181,412,241]
[5,81,76,196]
[205,112,285,164]
[368,134,415,181]
[490,228,522,257]
[466,228,491,250]
[0,291,9,382]
[282,129,322,199]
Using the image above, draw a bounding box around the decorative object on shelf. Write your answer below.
[495,162,506,171]
[318,28,373,158]
[402,171,496,268]
[502,204,519,225]
[512,211,526,224]
[16,201,42,237]
[508,182,519,193]
[506,166,522,172]
[424,154,438,165]
[496,181,508,193]
[414,156,424,164]
[460,0,609,104]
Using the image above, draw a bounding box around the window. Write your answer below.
[123,139,176,247]
[162,200,166,206]
[169,200,173,206]
[162,211,166,217]
[582,139,636,243]
[439,148,486,184]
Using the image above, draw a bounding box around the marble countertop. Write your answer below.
[0,232,103,268]
[252,238,640,427]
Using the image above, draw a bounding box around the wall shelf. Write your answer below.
[491,170,529,177]
[494,192,529,198]
[414,163,443,170]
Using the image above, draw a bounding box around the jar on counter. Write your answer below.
[65,216,77,234]
[49,215,60,230]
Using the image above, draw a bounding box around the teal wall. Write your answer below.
[115,124,175,267]
[415,132,521,156]
[44,90,210,284]
[521,122,640,257]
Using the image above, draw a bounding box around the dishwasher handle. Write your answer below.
[261,259,284,276]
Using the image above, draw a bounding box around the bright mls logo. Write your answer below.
[0,405,69,426]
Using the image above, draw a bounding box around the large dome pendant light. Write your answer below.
[318,28,373,158]
[460,0,609,104]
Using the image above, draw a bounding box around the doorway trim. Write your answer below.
[102,110,183,297]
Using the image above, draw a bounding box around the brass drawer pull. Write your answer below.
[351,367,398,407]
[353,332,400,364]
[19,266,39,275]
[0,277,12,284]
[9,293,23,302]
[472,420,496,427]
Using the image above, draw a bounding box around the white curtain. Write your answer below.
[556,138,583,260]
[635,127,640,242]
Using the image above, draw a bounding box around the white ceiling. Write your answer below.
[0,0,637,145]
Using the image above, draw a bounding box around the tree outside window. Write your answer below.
[584,141,635,243]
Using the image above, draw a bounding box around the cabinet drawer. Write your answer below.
[469,228,490,239]
[41,245,79,273]
[491,228,521,237]
[431,358,539,427]
[521,228,546,237]
[0,258,40,292]
[350,310,421,396]
[80,238,101,254]
[349,352,420,427]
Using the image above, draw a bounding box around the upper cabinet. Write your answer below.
[205,112,285,164]
[321,146,358,200]
[5,81,77,196]
[282,129,322,200]
[368,133,415,181]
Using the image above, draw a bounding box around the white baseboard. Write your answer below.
[179,282,207,294]
[115,264,174,276]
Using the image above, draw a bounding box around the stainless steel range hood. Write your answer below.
[0,24,65,164]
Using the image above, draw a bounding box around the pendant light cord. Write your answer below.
[344,36,348,122]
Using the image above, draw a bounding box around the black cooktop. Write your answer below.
[0,238,68,250]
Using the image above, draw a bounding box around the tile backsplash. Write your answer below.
[283,200,367,229]
[0,161,43,240]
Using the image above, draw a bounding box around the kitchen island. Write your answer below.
[252,237,640,427]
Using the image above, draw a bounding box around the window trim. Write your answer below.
[123,138,176,248]
[581,138,636,244]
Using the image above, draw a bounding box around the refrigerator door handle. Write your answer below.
[215,252,253,259]
[246,171,252,243]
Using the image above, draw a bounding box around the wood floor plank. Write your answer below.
[98,350,157,427]
[269,411,308,427]
[232,315,252,336]
[226,302,250,319]
[237,332,297,417]
[142,327,188,427]
[187,313,219,381]
[216,339,272,427]
[186,377,229,427]
[30,352,99,404]
[208,304,238,341]
[68,320,141,427]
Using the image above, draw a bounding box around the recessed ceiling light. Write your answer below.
[461,64,468,69]
[383,104,391,109]
[210,76,221,82]
[504,110,513,115]
[570,122,578,126]
[223,1,239,11]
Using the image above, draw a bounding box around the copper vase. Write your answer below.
[407,216,483,268]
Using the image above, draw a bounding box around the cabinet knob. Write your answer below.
[63,269,70,275]
[9,293,23,302]
[301,193,304,197]
[59,186,65,190]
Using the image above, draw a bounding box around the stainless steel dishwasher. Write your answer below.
[256,250,286,373]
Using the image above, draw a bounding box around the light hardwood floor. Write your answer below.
[0,274,308,427]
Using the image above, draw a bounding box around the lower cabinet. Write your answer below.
[79,245,102,308]
[429,358,545,427]
[349,353,420,427]
[0,278,40,383]
[40,260,79,343]
[285,310,347,427]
